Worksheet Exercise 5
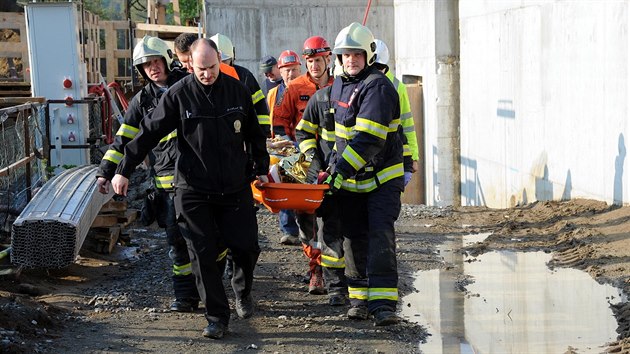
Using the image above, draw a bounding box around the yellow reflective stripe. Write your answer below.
[403,144,411,157]
[355,117,388,140]
[348,287,368,300]
[216,248,228,262]
[159,130,177,143]
[335,122,354,140]
[258,114,271,125]
[252,89,265,104]
[103,149,123,164]
[341,145,366,171]
[377,163,404,185]
[321,128,336,142]
[116,124,139,139]
[154,175,174,189]
[299,139,317,153]
[368,287,398,301]
[296,119,318,134]
[388,118,401,132]
[173,263,192,276]
[320,254,345,268]
[340,163,404,193]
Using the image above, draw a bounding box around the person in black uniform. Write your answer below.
[95,36,213,314]
[110,38,269,339]
[326,23,404,327]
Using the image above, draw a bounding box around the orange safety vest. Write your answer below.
[220,62,239,80]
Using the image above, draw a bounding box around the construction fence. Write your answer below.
[0,101,47,234]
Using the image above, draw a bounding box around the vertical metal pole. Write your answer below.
[23,109,32,202]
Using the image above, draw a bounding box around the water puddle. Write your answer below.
[401,234,626,354]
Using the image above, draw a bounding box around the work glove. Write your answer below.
[324,172,343,194]
[404,172,413,187]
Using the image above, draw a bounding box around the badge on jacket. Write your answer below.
[234,120,241,133]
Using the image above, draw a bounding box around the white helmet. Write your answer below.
[210,33,234,61]
[332,22,376,66]
[374,39,389,65]
[132,35,173,81]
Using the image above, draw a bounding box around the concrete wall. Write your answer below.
[203,0,395,84]
[459,0,629,208]
[394,0,460,207]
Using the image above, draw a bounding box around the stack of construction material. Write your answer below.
[86,199,138,254]
[11,165,112,268]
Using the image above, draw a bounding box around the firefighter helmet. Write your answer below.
[302,36,331,58]
[332,22,376,66]
[210,33,235,61]
[132,35,173,68]
[374,39,390,65]
[278,50,301,68]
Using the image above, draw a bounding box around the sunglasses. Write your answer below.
[302,47,331,56]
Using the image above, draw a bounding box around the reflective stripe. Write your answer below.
[116,124,139,139]
[299,139,317,153]
[173,262,192,276]
[402,125,415,133]
[320,254,345,268]
[252,89,265,104]
[154,175,174,189]
[321,128,336,142]
[355,117,388,140]
[296,119,318,134]
[335,122,354,140]
[103,149,123,164]
[368,287,398,301]
[348,287,368,300]
[403,144,411,157]
[388,118,401,132]
[258,114,271,125]
[401,111,413,121]
[159,130,177,143]
[341,162,404,193]
[341,145,366,171]
[216,248,228,262]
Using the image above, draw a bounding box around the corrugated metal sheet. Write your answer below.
[11,165,113,268]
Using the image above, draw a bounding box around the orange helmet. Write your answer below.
[277,50,301,68]
[302,36,331,58]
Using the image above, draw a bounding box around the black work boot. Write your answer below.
[202,321,227,339]
[372,307,399,326]
[169,298,199,313]
[235,294,254,319]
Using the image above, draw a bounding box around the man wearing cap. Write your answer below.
[259,55,282,95]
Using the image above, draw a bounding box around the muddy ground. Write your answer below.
[0,197,629,353]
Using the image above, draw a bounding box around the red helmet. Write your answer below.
[302,36,331,58]
[277,50,301,68]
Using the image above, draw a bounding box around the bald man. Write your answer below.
[111,38,269,339]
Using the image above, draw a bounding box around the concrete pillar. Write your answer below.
[435,0,460,207]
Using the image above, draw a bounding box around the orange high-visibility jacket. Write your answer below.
[272,72,333,141]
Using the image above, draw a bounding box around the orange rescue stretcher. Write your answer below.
[251,182,329,214]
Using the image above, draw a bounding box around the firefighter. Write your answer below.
[268,50,303,246]
[326,23,403,326]
[273,36,335,295]
[96,36,217,313]
[210,33,271,136]
[295,83,347,306]
[373,39,419,185]
[110,38,269,339]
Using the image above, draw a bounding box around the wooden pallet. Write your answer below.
[86,199,139,254]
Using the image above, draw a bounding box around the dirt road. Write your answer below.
[0,199,629,353]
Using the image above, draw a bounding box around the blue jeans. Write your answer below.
[279,209,299,236]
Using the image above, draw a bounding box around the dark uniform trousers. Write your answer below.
[152,190,200,302]
[175,187,260,326]
[296,194,346,295]
[339,178,403,313]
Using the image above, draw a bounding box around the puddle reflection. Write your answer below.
[402,236,625,354]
